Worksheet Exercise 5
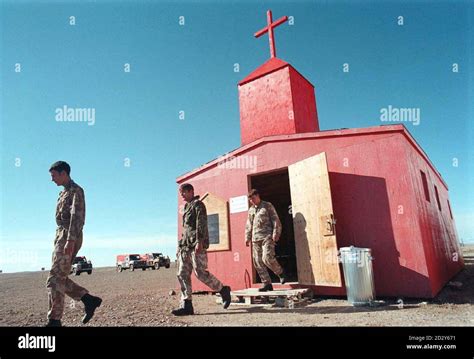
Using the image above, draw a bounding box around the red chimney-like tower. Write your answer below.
[238,10,320,146]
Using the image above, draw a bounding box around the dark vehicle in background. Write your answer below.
[142,253,171,270]
[70,256,93,276]
[116,254,147,272]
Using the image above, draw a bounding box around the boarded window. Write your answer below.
[207,213,220,244]
[447,200,453,219]
[420,170,430,202]
[434,185,442,211]
[201,192,230,251]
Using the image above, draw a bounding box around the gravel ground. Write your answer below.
[0,246,472,327]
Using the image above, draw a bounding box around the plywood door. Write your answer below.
[288,152,342,286]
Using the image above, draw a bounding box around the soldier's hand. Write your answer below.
[245,240,250,247]
[195,242,202,254]
[273,236,280,243]
[64,240,74,258]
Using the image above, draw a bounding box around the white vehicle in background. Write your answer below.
[71,256,93,275]
[116,254,147,272]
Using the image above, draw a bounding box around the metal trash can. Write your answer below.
[339,246,375,306]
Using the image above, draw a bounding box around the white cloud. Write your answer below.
[0,232,178,273]
[455,212,474,243]
[83,234,177,250]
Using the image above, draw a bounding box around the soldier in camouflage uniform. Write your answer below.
[172,183,232,316]
[245,189,287,291]
[46,161,102,327]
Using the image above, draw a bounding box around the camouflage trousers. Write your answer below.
[177,247,223,301]
[252,237,283,285]
[46,227,88,320]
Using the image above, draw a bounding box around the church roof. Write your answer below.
[176,124,448,190]
[238,57,290,86]
[238,57,315,88]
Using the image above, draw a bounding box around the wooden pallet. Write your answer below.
[230,288,312,308]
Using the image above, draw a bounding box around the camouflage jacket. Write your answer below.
[245,200,282,242]
[55,179,86,242]
[180,196,209,250]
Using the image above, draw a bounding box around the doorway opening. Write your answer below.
[248,168,298,284]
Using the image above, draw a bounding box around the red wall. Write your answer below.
[238,65,319,146]
[239,67,295,146]
[176,126,463,298]
[289,67,319,133]
[405,142,464,296]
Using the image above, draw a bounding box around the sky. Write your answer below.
[1,0,472,273]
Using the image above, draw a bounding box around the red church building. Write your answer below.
[176,10,463,298]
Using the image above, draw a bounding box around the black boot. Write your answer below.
[171,299,194,316]
[279,271,287,285]
[81,293,102,324]
[219,286,232,309]
[258,283,274,292]
[45,319,62,327]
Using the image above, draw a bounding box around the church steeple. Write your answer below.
[238,10,320,146]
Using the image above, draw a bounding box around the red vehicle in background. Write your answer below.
[116,254,147,272]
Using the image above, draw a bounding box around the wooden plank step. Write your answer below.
[231,288,309,298]
[227,288,311,308]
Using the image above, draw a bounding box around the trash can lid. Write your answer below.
[339,246,372,253]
